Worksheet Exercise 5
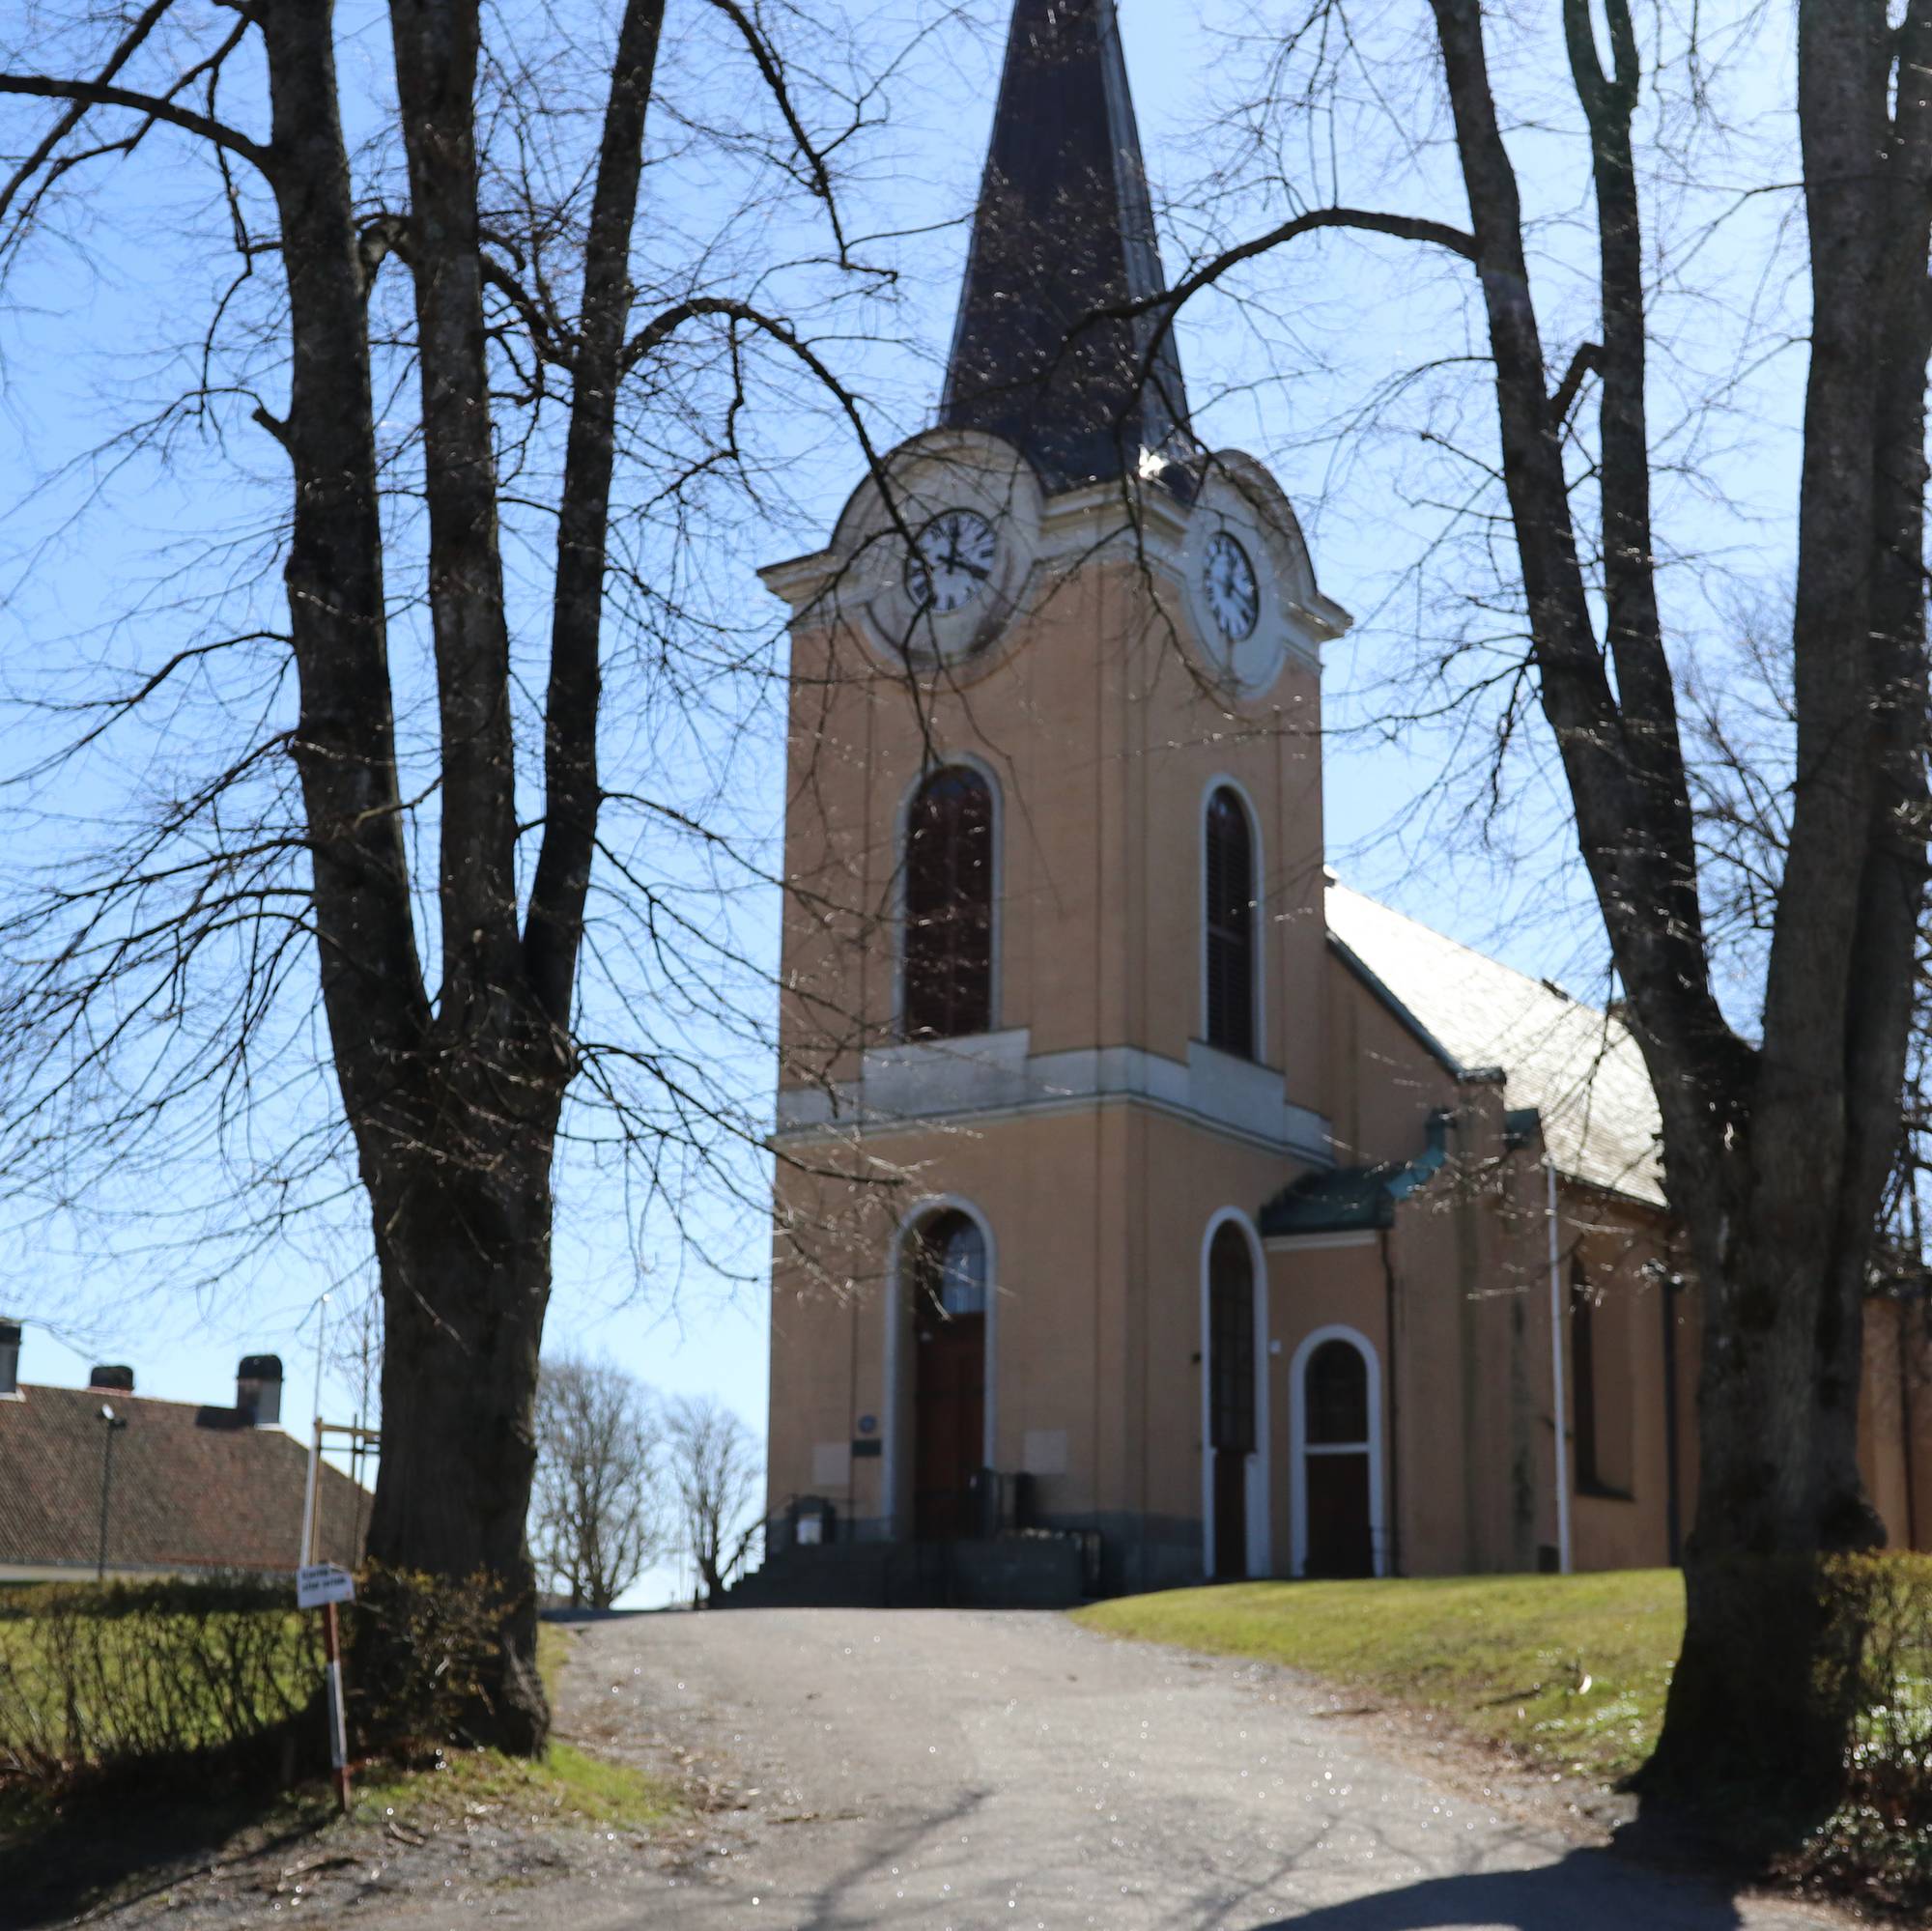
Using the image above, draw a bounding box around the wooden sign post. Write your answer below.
[298,1561,356,1813]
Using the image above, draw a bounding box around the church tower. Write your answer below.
[758,0,1351,1594]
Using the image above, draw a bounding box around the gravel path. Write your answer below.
[528,1605,1841,1931]
[50,1607,1848,1928]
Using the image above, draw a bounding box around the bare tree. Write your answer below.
[532,1356,666,1612]
[664,1394,761,1604]
[1118,0,1931,1805]
[0,1,923,1750]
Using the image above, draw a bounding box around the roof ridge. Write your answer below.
[1326,879,1623,1036]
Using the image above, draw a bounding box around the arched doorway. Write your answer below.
[907,1209,988,1540]
[1295,1333,1377,1578]
[1208,1222,1257,1579]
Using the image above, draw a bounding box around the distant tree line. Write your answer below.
[531,1357,760,1611]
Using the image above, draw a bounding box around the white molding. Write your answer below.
[863,1028,1033,1119]
[773,1039,1331,1164]
[1288,1323,1386,1579]
[883,1193,998,1538]
[1185,1040,1291,1142]
[1264,1230,1378,1253]
[1200,1207,1272,1580]
[891,756,1005,1038]
[1200,775,1266,1065]
[759,434,1353,696]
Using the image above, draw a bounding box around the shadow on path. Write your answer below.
[1246,1844,1754,1930]
[0,1781,323,1930]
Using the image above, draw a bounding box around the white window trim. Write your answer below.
[1289,1323,1386,1579]
[893,756,1005,1041]
[1199,1207,1272,1579]
[883,1193,999,1538]
[1199,773,1266,1065]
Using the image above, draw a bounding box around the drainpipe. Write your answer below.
[1380,1227,1402,1578]
[1899,1303,1920,1553]
[298,1293,329,1569]
[1547,1157,1573,1575]
[97,1404,128,1581]
[1660,1263,1683,1567]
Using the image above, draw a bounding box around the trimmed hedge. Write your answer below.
[0,1566,514,1793]
[1796,1553,1932,1911]
[0,1574,317,1784]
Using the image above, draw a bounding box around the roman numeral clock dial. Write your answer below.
[906,508,1000,615]
[1203,530,1260,644]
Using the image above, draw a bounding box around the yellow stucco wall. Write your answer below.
[762,450,1932,1588]
[776,553,1324,1097]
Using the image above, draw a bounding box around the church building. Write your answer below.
[748,0,1932,1603]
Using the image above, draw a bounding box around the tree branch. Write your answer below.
[0,0,178,225]
[0,73,271,174]
[1088,204,1477,387]
[700,0,855,266]
[1428,0,1743,1157]
[623,295,893,490]
[1548,340,1602,429]
[525,0,668,1027]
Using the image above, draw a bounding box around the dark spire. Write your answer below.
[939,0,1192,494]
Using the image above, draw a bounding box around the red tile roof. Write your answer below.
[0,1384,367,1576]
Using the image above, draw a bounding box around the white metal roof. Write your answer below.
[1327,883,1667,1207]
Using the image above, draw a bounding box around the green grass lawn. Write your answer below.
[1074,1570,1684,1784]
[352,1737,677,1833]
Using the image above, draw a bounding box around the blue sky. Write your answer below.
[0,1,1807,1604]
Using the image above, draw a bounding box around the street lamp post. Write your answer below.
[97,1403,128,1582]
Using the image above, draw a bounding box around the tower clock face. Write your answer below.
[905,508,1000,615]
[1202,531,1261,642]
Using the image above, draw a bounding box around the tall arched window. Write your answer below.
[902,766,995,1039]
[1205,786,1256,1058]
[1570,1260,1600,1491]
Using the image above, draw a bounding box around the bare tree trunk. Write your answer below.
[1646,0,1932,1806]
[255,0,664,1752]
[365,1150,554,1752]
[1414,0,1932,1808]
[0,0,859,1763]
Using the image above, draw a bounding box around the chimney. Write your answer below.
[0,1320,19,1398]
[236,1354,283,1426]
[88,1364,134,1393]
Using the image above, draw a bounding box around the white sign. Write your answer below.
[297,1562,356,1609]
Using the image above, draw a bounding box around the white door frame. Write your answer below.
[883,1194,999,1537]
[1289,1323,1385,1578]
[1200,1207,1271,1578]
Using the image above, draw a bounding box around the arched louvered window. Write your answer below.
[902,766,995,1040]
[1205,786,1256,1058]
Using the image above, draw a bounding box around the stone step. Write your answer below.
[724,1534,1085,1610]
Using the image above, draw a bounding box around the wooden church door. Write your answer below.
[910,1211,987,1541]
[1208,1225,1257,1579]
